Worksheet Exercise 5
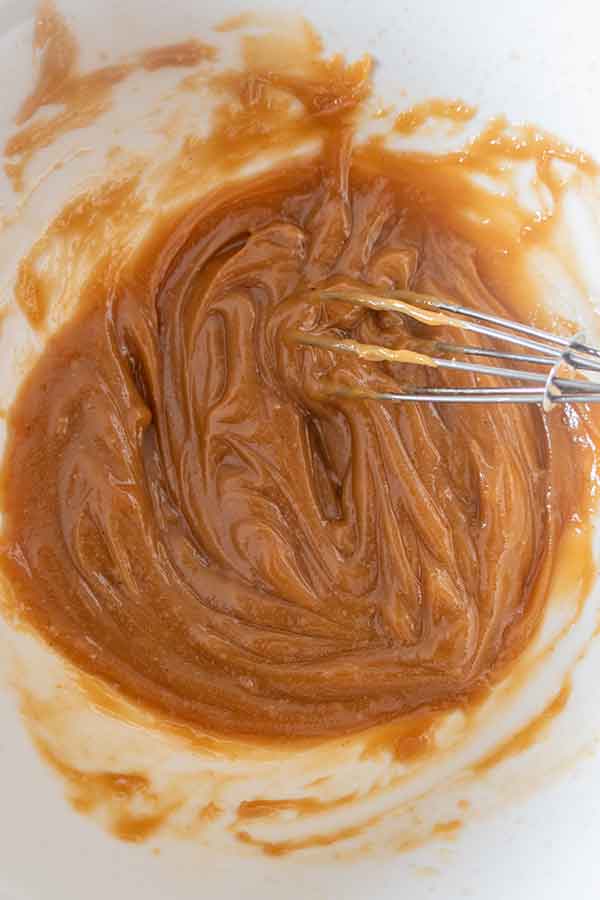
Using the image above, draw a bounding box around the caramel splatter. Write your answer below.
[394,99,476,134]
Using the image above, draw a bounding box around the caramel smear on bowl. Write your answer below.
[4,0,218,192]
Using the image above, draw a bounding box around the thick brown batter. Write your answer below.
[1,23,598,740]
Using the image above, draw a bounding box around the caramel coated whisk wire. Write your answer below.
[293,288,600,407]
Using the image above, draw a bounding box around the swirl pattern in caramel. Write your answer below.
[5,144,596,736]
[1,29,598,741]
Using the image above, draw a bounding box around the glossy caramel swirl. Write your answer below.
[2,142,595,739]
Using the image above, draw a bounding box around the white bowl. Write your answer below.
[1,1,600,898]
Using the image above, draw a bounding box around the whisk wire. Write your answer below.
[296,288,600,406]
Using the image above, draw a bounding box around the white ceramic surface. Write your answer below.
[2,1,600,898]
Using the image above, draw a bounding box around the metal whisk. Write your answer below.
[293,287,600,408]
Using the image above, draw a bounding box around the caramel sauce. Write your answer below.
[6,60,131,192]
[361,711,436,762]
[14,259,47,330]
[214,13,258,33]
[13,175,142,329]
[1,6,599,841]
[394,99,476,135]
[237,793,357,820]
[4,1,217,192]
[236,810,462,856]
[18,688,172,843]
[432,818,461,837]
[473,677,572,773]
[15,0,79,126]
[199,801,222,824]
[235,812,383,856]
[138,40,217,72]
